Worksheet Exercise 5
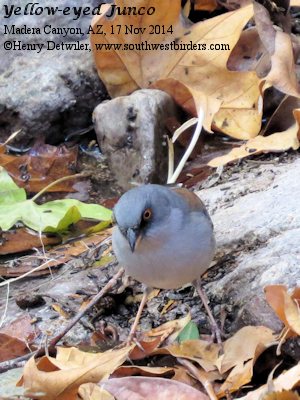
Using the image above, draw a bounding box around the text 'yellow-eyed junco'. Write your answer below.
[112,184,221,344]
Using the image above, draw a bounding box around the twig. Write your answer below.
[168,108,204,184]
[0,258,57,288]
[2,129,22,146]
[31,173,88,202]
[0,282,10,329]
[48,267,125,347]
[0,267,125,373]
[178,358,217,400]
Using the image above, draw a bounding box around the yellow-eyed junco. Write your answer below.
[112,184,220,343]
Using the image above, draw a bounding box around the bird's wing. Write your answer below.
[172,187,207,212]
[172,187,214,228]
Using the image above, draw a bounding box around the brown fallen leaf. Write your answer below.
[113,365,174,378]
[238,362,300,400]
[51,304,71,319]
[102,376,209,400]
[253,2,299,98]
[208,109,300,166]
[264,96,300,135]
[0,315,39,362]
[0,228,60,255]
[216,326,275,395]
[19,345,134,400]
[0,142,79,193]
[0,229,112,278]
[145,313,191,345]
[91,2,264,138]
[262,390,300,400]
[78,383,115,400]
[155,339,220,372]
[227,27,268,76]
[172,365,201,388]
[265,285,300,336]
[80,385,115,400]
[194,0,218,12]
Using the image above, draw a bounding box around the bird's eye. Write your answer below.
[143,208,152,221]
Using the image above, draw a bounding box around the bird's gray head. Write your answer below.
[113,185,172,252]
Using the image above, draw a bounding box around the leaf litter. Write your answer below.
[8,286,299,399]
[90,0,300,173]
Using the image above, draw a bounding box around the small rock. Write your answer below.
[15,293,46,309]
[93,89,180,190]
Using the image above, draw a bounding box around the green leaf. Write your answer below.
[0,168,112,233]
[177,321,200,343]
[0,167,26,205]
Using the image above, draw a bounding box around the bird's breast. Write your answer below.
[112,213,215,290]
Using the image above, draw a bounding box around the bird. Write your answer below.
[112,184,221,344]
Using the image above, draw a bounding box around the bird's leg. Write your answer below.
[193,279,223,350]
[127,286,151,344]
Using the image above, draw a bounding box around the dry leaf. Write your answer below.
[102,376,209,400]
[264,96,300,135]
[253,2,299,98]
[227,27,269,76]
[0,315,38,362]
[145,313,191,344]
[91,2,264,138]
[262,390,300,400]
[19,345,134,399]
[0,143,79,193]
[194,0,218,12]
[265,285,300,336]
[51,304,70,319]
[217,326,275,373]
[208,110,300,166]
[113,365,174,378]
[0,230,112,278]
[216,326,275,395]
[78,383,115,400]
[129,314,192,360]
[238,362,300,400]
[156,339,220,372]
[0,228,60,255]
[172,366,199,387]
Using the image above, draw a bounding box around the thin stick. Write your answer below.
[167,136,175,183]
[172,118,198,143]
[31,173,88,202]
[0,258,57,288]
[178,358,218,400]
[48,267,125,347]
[2,129,22,146]
[168,107,204,184]
[0,282,10,329]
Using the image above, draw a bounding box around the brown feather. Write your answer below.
[172,187,207,213]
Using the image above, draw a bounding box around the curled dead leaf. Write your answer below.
[238,363,300,400]
[19,345,134,399]
[265,285,300,336]
[216,326,275,395]
[208,110,300,167]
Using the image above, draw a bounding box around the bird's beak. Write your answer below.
[126,228,139,252]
